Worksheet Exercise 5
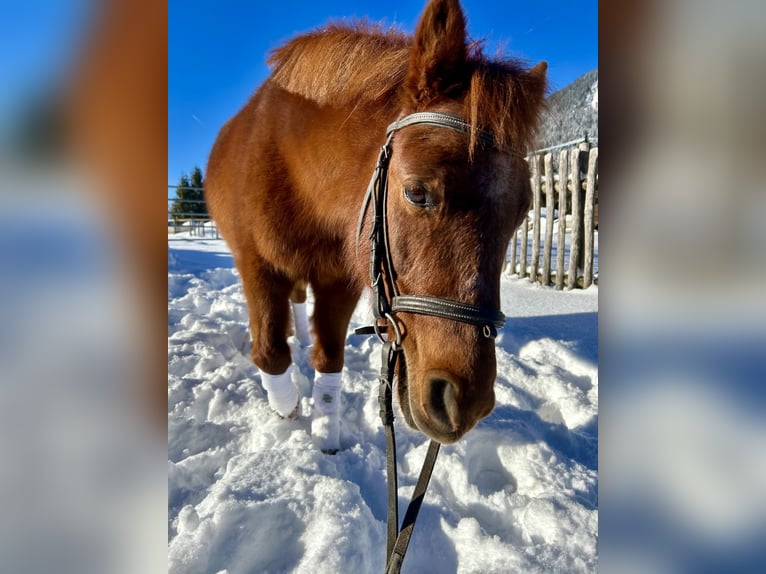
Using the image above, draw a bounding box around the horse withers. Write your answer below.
[205,0,547,452]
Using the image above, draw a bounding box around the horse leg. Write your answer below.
[289,281,312,346]
[309,280,361,452]
[235,249,299,418]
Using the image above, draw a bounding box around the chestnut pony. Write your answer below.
[206,0,546,449]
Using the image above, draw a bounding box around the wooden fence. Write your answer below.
[507,142,599,289]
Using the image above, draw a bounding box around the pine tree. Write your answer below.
[170,166,207,222]
[187,166,207,217]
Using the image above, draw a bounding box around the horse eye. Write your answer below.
[403,185,429,208]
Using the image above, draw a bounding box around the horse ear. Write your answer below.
[405,0,469,104]
[523,61,548,106]
[513,61,548,150]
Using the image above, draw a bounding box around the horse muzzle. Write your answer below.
[398,361,495,444]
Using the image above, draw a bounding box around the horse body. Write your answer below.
[207,83,373,373]
[206,0,546,447]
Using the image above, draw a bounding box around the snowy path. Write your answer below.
[168,238,598,573]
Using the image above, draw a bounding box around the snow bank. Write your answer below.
[168,239,598,573]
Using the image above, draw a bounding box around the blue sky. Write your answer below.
[168,0,597,185]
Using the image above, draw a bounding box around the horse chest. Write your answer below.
[255,214,349,282]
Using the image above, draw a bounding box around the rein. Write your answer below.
[355,111,505,573]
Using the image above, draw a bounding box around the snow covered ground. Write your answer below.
[168,236,598,573]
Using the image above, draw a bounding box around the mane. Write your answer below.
[464,49,548,154]
[268,23,545,154]
[267,22,411,107]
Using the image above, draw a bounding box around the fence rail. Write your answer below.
[168,186,219,238]
[506,142,599,288]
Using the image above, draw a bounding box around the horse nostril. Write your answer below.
[427,375,459,433]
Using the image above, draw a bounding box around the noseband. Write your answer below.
[356,111,506,346]
[355,112,506,574]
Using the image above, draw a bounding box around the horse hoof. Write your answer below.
[276,402,301,420]
[311,414,340,452]
[262,367,300,418]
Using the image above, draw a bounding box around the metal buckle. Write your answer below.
[373,313,402,350]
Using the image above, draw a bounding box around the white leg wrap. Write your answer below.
[291,302,313,347]
[260,366,299,418]
[311,372,342,452]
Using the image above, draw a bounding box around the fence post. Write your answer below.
[542,152,554,286]
[529,154,541,283]
[508,225,518,276]
[567,146,585,288]
[518,215,529,279]
[556,150,568,290]
[583,148,598,288]
[576,142,590,274]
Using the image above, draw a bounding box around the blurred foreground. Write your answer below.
[1,1,166,572]
[601,1,766,571]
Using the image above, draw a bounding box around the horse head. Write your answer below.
[376,0,547,443]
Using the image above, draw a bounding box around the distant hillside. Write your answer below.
[536,69,598,150]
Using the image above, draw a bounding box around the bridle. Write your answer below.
[356,111,507,346]
[354,111,507,573]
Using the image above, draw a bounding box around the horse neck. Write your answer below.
[294,99,397,256]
